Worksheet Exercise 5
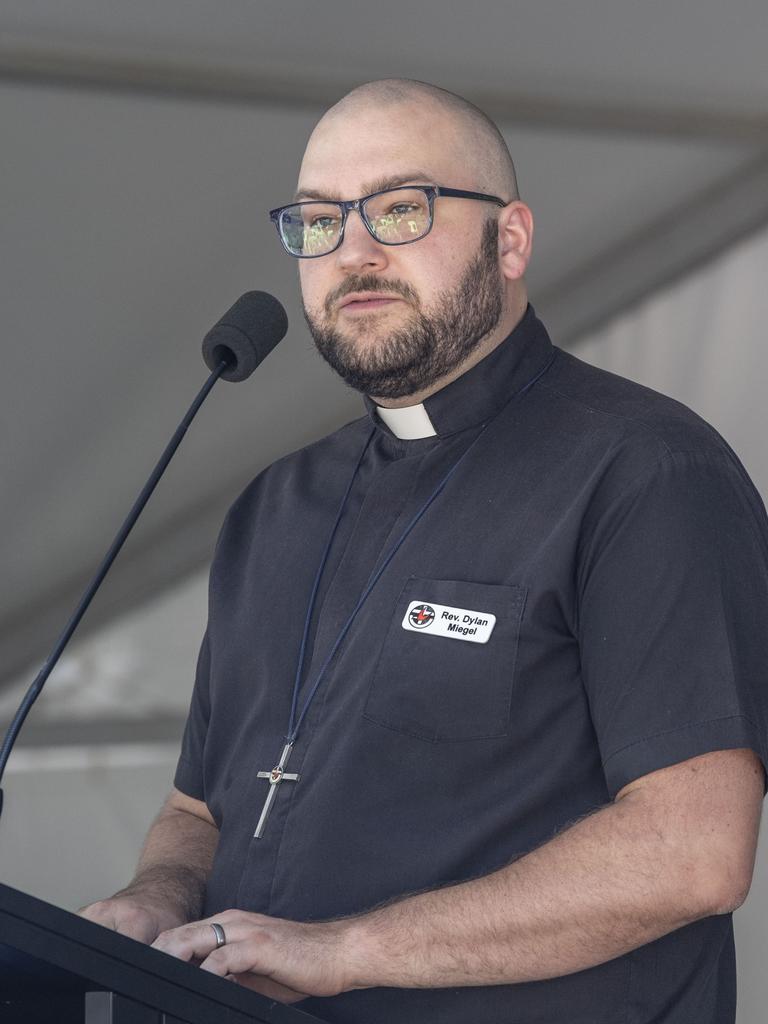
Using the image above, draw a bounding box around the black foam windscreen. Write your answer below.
[202,291,288,382]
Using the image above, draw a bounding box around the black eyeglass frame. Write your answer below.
[268,185,508,258]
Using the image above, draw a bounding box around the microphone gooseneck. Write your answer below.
[0,292,288,820]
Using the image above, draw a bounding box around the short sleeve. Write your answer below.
[173,629,211,801]
[577,448,768,798]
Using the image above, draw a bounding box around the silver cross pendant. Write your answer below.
[253,742,301,838]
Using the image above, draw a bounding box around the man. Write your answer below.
[81,79,768,1023]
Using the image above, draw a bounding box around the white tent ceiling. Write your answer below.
[2,0,768,706]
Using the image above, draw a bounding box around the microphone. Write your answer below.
[203,290,288,381]
[0,292,288,819]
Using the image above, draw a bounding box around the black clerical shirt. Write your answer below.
[176,305,768,1024]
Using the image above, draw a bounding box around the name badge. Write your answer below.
[402,600,496,644]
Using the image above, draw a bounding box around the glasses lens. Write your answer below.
[279,202,343,256]
[363,188,431,244]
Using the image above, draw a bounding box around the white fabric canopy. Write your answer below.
[576,224,768,502]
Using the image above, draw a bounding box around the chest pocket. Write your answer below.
[363,576,526,742]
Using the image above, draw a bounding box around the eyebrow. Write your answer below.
[293,170,436,203]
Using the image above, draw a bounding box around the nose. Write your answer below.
[335,208,388,274]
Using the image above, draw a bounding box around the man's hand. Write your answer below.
[152,909,354,1002]
[79,892,186,944]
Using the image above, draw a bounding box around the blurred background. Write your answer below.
[1,1,767,1017]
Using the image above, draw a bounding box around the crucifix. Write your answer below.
[253,742,301,838]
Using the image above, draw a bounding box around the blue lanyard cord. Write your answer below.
[284,347,559,744]
[286,425,376,739]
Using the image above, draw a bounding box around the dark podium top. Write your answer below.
[0,883,327,1023]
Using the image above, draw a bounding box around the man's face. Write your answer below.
[296,102,505,400]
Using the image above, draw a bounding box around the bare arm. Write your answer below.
[343,747,764,990]
[79,787,218,943]
[152,748,763,1001]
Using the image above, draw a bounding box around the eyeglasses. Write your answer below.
[269,185,507,258]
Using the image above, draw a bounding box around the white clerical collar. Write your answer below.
[375,402,437,440]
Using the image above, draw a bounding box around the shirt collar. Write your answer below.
[364,304,554,441]
[375,403,437,439]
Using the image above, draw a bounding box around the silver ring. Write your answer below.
[210,922,226,948]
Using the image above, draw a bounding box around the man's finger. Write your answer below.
[199,942,262,978]
[152,919,225,960]
[79,901,158,943]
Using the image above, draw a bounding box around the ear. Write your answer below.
[498,201,534,281]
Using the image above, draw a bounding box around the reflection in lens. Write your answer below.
[365,189,430,244]
[281,204,342,256]
[303,221,338,256]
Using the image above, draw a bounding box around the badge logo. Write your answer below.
[408,603,436,628]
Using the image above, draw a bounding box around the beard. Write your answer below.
[302,217,503,400]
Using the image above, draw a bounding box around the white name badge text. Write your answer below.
[401,600,496,644]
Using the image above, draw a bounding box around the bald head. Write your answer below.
[302,78,519,202]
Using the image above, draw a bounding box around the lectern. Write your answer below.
[0,883,327,1023]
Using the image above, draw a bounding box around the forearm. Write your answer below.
[115,802,218,925]
[345,791,723,990]
[80,789,219,940]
